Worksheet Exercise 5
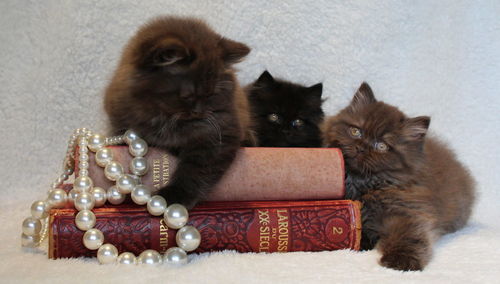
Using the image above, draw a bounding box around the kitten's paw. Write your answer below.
[160,186,198,210]
[380,251,424,271]
[360,238,376,251]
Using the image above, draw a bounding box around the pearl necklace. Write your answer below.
[21,128,200,266]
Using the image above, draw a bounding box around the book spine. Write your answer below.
[78,147,345,202]
[49,200,361,259]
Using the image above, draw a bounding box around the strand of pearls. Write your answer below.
[21,128,201,266]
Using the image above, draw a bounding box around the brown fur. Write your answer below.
[322,82,475,271]
[234,83,257,145]
[104,16,255,208]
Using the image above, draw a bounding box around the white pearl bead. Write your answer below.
[78,169,89,177]
[78,137,88,147]
[74,192,95,211]
[130,157,148,176]
[129,138,148,157]
[83,228,104,250]
[79,146,88,154]
[106,136,122,145]
[147,195,167,216]
[91,187,107,207]
[68,189,78,204]
[75,210,96,231]
[21,233,40,248]
[164,204,189,229]
[176,226,201,252]
[79,153,89,162]
[123,130,139,144]
[137,250,162,266]
[47,188,68,208]
[97,244,119,264]
[22,217,42,236]
[31,200,49,219]
[88,134,106,152]
[95,148,113,167]
[74,176,93,192]
[79,161,90,170]
[117,252,137,265]
[116,175,137,194]
[163,247,188,266]
[128,174,141,185]
[104,161,124,181]
[107,186,125,205]
[131,184,152,205]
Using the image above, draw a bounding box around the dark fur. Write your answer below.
[246,71,324,147]
[104,16,256,208]
[322,82,475,271]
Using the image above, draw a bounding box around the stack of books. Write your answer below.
[48,147,361,259]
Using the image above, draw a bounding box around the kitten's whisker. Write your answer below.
[214,80,234,92]
[169,113,182,132]
[157,115,171,140]
[206,114,222,145]
[362,158,373,177]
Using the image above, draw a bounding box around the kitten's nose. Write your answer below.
[356,145,365,153]
[191,103,203,116]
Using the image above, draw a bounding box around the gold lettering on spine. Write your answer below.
[257,209,270,252]
[332,226,343,235]
[161,154,170,186]
[159,219,169,252]
[276,209,289,252]
[152,159,161,189]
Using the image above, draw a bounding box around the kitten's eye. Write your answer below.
[374,142,389,152]
[268,114,280,124]
[154,51,179,66]
[349,127,362,138]
[292,119,304,128]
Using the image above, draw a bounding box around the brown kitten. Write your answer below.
[322,83,475,271]
[104,16,256,208]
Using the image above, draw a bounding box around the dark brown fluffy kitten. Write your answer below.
[246,71,324,147]
[104,16,255,208]
[322,83,475,271]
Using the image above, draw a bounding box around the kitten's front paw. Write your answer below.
[360,237,376,251]
[380,251,424,271]
[160,186,198,209]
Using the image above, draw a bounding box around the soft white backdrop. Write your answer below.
[1,1,499,283]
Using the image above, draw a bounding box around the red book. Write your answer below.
[48,199,361,259]
[79,147,345,201]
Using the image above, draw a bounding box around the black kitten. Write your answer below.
[246,71,324,147]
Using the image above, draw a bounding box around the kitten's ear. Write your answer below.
[152,39,190,66]
[255,71,274,86]
[348,82,376,111]
[220,38,250,64]
[402,116,431,141]
[307,83,323,99]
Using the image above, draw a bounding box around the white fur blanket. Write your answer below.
[1,0,499,282]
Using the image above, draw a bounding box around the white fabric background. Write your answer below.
[1,1,499,283]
